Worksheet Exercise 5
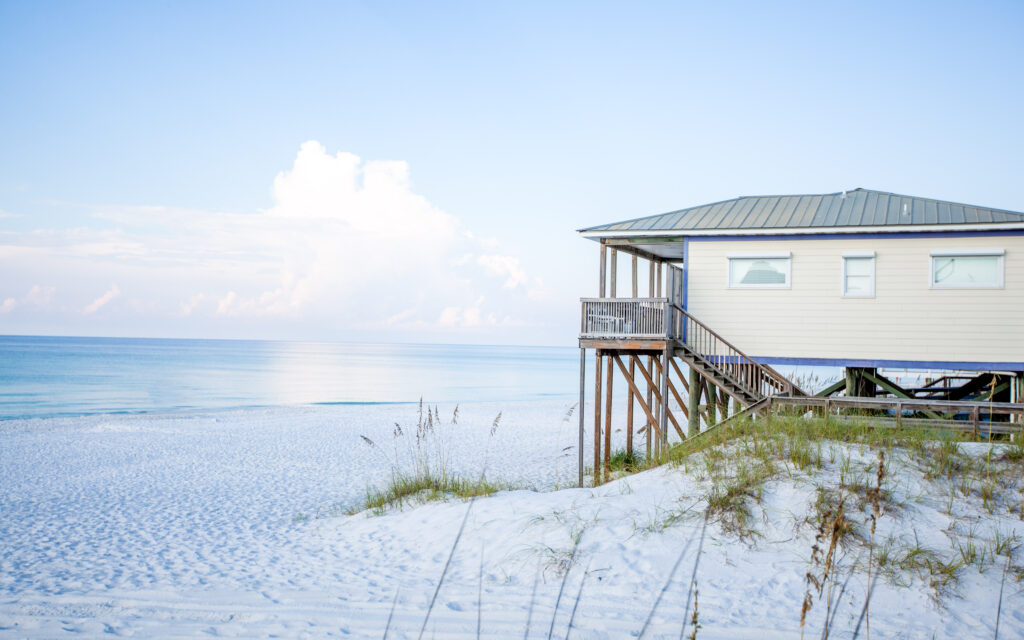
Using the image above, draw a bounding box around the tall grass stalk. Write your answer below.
[994,554,1010,639]
[865,451,885,640]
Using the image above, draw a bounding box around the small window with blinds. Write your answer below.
[727,253,791,289]
[842,252,875,298]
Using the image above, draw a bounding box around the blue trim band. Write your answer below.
[687,229,1024,242]
[751,355,1024,372]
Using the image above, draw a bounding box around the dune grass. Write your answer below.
[352,400,525,514]
[361,470,513,515]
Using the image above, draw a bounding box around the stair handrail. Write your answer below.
[669,303,806,399]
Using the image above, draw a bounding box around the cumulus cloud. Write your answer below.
[0,141,559,340]
[476,255,528,289]
[84,285,120,314]
[0,298,15,314]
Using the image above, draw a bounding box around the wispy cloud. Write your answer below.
[84,285,120,314]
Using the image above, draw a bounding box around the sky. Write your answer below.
[1,1,1022,346]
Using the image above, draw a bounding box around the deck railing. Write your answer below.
[580,297,802,401]
[580,298,669,338]
[671,305,801,398]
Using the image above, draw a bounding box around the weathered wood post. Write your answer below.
[578,348,586,487]
[661,303,673,451]
[599,243,607,298]
[659,347,671,453]
[593,352,603,485]
[627,254,638,457]
[604,355,614,480]
[646,259,655,458]
[626,357,635,456]
[704,379,717,426]
[687,367,700,437]
[610,249,617,297]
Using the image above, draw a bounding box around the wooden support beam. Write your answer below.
[815,378,847,397]
[599,243,607,298]
[580,339,667,351]
[593,353,602,486]
[687,365,700,438]
[629,355,683,440]
[650,356,689,420]
[703,378,717,426]
[577,348,586,488]
[669,357,690,393]
[613,355,661,443]
[646,261,654,459]
[861,370,942,420]
[645,354,653,459]
[626,357,635,457]
[659,345,672,448]
[604,355,614,481]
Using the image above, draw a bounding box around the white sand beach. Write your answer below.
[1,401,1022,638]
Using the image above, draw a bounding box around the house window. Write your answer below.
[842,252,875,298]
[727,253,791,288]
[930,249,1004,289]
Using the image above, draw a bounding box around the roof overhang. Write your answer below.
[579,222,1024,240]
[581,222,1024,262]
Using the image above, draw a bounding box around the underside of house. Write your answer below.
[575,188,1024,485]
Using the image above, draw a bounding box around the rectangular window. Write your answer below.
[727,252,791,288]
[842,252,875,298]
[930,249,1004,289]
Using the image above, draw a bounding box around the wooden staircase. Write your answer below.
[670,303,805,407]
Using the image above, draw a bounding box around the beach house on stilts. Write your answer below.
[576,188,1024,485]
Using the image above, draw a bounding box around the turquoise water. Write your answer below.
[0,335,579,420]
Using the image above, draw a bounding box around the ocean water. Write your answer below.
[0,335,580,420]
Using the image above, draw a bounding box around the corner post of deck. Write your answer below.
[599,242,607,298]
[610,248,617,298]
[631,254,638,298]
[578,347,586,488]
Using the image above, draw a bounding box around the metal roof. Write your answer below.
[579,189,1024,234]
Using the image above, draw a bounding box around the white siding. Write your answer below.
[685,235,1024,365]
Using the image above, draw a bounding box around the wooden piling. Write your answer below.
[628,255,637,456]
[626,357,635,458]
[659,345,671,449]
[593,353,603,486]
[604,355,614,480]
[687,366,700,437]
[578,348,586,488]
